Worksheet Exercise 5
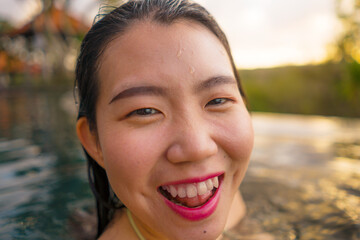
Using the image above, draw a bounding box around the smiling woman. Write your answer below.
[75,0,254,239]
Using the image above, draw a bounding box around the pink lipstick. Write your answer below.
[159,173,223,221]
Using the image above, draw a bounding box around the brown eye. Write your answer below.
[206,98,228,106]
[127,108,159,117]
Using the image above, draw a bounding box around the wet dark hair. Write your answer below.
[75,0,246,237]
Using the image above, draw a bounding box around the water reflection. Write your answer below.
[224,113,360,239]
[0,90,359,239]
[0,89,93,240]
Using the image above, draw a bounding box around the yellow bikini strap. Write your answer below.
[126,208,146,240]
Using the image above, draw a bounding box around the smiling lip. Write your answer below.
[159,172,223,221]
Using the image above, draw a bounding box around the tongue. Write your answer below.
[173,190,213,208]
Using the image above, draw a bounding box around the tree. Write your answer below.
[335,0,360,100]
[335,0,360,62]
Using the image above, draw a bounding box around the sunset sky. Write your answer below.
[0,0,343,69]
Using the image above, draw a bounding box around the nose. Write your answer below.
[165,113,218,164]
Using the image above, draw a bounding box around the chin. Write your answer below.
[165,195,230,240]
[168,224,225,240]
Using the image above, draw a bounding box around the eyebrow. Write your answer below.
[109,76,237,104]
[109,86,166,104]
[195,76,237,92]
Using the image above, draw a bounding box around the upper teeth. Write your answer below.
[161,176,219,199]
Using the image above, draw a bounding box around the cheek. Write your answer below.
[97,127,164,193]
[218,111,254,190]
[219,110,254,167]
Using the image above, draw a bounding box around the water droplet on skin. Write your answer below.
[177,48,184,58]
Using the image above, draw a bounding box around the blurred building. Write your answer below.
[0,4,90,87]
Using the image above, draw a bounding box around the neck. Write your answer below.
[127,208,146,240]
[224,190,246,230]
[126,209,166,240]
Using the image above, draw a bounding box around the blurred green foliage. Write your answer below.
[241,62,359,118]
[334,0,360,101]
[0,20,13,33]
[335,0,360,63]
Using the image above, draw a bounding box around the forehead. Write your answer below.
[98,19,233,97]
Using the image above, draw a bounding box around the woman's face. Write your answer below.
[88,20,253,239]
